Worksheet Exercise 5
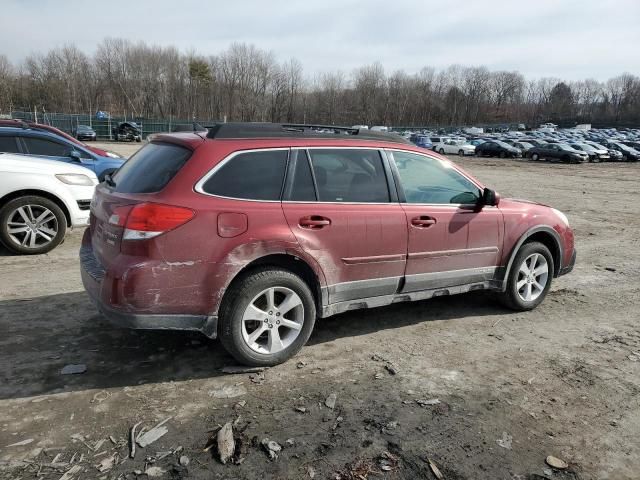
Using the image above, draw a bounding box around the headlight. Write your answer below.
[105,151,122,159]
[552,208,569,226]
[55,174,95,186]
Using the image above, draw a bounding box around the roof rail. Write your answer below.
[204,122,410,144]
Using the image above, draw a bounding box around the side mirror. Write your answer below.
[482,187,500,207]
[69,150,82,162]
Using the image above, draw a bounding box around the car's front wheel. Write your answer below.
[439,148,445,155]
[531,153,540,161]
[498,241,554,311]
[0,196,67,255]
[219,268,316,366]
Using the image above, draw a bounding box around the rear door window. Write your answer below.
[23,137,69,156]
[0,136,20,153]
[112,142,192,193]
[200,149,288,201]
[285,150,316,202]
[308,149,390,203]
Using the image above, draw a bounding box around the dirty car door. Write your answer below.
[281,148,407,304]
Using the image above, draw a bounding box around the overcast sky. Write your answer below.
[1,0,638,81]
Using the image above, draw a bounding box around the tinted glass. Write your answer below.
[392,151,481,205]
[112,142,192,193]
[23,137,69,156]
[309,149,389,203]
[288,150,316,201]
[202,149,287,200]
[0,136,20,153]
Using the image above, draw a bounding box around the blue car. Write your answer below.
[0,126,124,181]
[410,134,433,149]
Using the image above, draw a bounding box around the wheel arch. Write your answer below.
[0,189,71,226]
[220,253,325,315]
[500,226,563,291]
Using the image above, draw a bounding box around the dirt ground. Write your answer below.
[1,142,639,480]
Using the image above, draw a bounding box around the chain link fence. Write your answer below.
[8,111,219,140]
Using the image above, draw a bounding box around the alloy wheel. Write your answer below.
[241,286,305,354]
[6,204,58,249]
[516,253,549,302]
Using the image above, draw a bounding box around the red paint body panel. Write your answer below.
[81,134,575,325]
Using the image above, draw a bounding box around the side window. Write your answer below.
[308,149,390,203]
[0,136,20,153]
[391,150,481,205]
[201,149,288,201]
[287,150,316,201]
[23,137,70,156]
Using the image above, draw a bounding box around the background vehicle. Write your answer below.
[112,121,142,142]
[606,142,640,161]
[513,141,534,156]
[475,140,521,158]
[0,153,98,254]
[0,127,124,181]
[73,125,97,141]
[410,134,433,149]
[528,143,588,163]
[80,123,575,366]
[434,138,476,156]
[0,119,122,158]
[570,143,607,162]
[584,141,623,161]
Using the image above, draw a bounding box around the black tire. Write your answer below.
[499,151,506,158]
[0,196,67,255]
[458,149,464,156]
[218,268,316,366]
[498,241,554,311]
[531,153,540,161]
[439,148,445,155]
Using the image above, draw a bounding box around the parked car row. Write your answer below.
[403,126,640,163]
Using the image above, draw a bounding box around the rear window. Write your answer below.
[112,142,192,193]
[200,149,288,201]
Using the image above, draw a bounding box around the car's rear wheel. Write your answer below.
[0,196,67,255]
[219,268,316,366]
[498,241,554,311]
[439,148,445,155]
[458,149,465,156]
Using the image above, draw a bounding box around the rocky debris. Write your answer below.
[59,465,82,480]
[261,438,282,460]
[428,458,444,479]
[61,364,87,375]
[295,406,307,413]
[325,393,337,409]
[179,455,189,466]
[96,453,117,473]
[144,465,166,477]
[416,398,441,407]
[6,438,34,447]
[217,422,235,464]
[249,372,266,385]
[221,365,266,374]
[374,372,384,379]
[497,432,513,450]
[296,360,307,369]
[307,465,316,478]
[136,417,172,448]
[208,384,247,398]
[384,364,397,375]
[377,451,399,472]
[545,455,568,469]
[129,422,141,458]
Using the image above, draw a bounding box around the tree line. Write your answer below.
[0,38,638,128]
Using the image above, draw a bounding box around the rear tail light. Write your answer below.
[109,203,195,240]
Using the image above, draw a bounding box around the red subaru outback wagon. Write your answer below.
[81,123,575,366]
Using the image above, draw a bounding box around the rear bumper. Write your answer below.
[80,242,218,338]
[558,248,576,276]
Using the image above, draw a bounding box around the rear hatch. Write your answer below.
[90,141,196,268]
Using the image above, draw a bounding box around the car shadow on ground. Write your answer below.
[0,291,505,401]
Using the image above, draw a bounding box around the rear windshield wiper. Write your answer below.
[104,173,116,187]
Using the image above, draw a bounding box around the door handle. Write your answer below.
[411,216,436,227]
[299,216,331,229]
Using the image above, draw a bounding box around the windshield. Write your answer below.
[494,140,511,148]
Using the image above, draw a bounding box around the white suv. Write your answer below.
[0,153,98,254]
[434,139,476,156]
